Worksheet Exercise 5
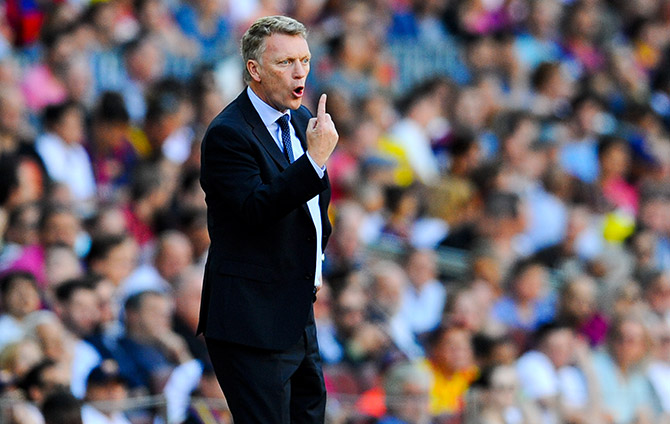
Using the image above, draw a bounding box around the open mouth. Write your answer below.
[293,86,304,97]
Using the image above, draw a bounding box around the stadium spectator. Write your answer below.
[398,248,446,335]
[556,274,609,347]
[369,261,423,360]
[87,91,137,199]
[135,0,197,59]
[591,314,657,424]
[118,35,165,123]
[21,27,74,112]
[81,360,131,424]
[120,230,193,300]
[378,361,432,424]
[19,359,70,408]
[515,322,595,424]
[387,80,444,185]
[122,163,170,249]
[35,101,96,210]
[491,259,556,335]
[172,265,209,365]
[468,364,540,424]
[42,390,83,424]
[51,279,103,398]
[143,79,194,165]
[174,0,231,62]
[0,337,44,382]
[115,290,193,392]
[422,324,478,420]
[86,234,138,288]
[0,271,41,352]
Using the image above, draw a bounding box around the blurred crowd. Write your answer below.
[1,0,670,424]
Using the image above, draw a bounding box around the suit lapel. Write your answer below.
[238,90,289,170]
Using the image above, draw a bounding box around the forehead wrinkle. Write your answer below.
[262,35,310,61]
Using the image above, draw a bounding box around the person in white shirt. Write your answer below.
[0,271,41,353]
[119,230,193,302]
[389,79,445,185]
[647,321,670,416]
[81,360,132,424]
[35,100,97,212]
[516,322,596,424]
[399,248,447,335]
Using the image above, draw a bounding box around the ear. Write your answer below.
[247,60,262,83]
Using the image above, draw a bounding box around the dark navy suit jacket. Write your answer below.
[198,89,332,350]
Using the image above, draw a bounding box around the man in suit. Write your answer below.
[198,15,338,424]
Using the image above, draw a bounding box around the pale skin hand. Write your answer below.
[156,331,193,364]
[306,93,338,168]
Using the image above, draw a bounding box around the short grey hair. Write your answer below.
[383,361,432,412]
[240,15,307,83]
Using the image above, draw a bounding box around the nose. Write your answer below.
[293,61,308,79]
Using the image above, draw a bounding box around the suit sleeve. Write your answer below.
[200,123,328,227]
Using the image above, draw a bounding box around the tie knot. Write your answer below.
[277,114,290,131]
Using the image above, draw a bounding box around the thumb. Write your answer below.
[308,117,317,131]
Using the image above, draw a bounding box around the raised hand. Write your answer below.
[306,93,339,168]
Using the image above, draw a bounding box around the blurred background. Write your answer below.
[1,0,670,423]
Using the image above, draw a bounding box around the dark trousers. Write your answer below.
[205,310,326,424]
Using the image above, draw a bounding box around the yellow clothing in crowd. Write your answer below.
[421,359,479,416]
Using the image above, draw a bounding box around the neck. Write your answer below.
[248,84,286,113]
[430,358,454,376]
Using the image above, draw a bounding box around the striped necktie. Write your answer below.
[276,114,294,163]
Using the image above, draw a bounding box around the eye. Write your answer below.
[302,58,310,64]
[280,59,290,65]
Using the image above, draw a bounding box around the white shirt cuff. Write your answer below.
[306,151,326,179]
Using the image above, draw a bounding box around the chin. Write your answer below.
[288,99,303,110]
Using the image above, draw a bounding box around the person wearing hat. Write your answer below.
[82,359,131,424]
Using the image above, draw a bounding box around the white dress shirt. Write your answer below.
[399,279,447,334]
[247,87,325,287]
[81,404,132,424]
[390,118,440,184]
[35,132,97,202]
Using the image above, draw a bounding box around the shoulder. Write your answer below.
[35,134,65,159]
[209,97,244,129]
[36,133,59,149]
[203,99,248,141]
[517,350,553,372]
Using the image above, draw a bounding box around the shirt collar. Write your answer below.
[247,86,291,128]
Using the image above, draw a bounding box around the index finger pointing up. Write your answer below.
[317,93,327,121]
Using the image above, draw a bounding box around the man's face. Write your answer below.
[248,33,310,112]
[433,328,473,372]
[138,294,172,340]
[4,278,40,319]
[41,212,80,248]
[96,239,138,285]
[62,289,102,337]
